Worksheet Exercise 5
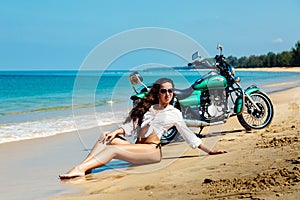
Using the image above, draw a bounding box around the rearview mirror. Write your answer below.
[217,43,223,53]
[129,72,143,85]
[192,51,200,60]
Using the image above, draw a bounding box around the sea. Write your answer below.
[0,69,299,144]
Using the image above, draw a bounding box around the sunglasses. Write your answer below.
[159,88,174,94]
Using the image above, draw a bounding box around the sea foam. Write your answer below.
[0,110,127,144]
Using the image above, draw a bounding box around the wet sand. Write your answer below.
[0,124,121,200]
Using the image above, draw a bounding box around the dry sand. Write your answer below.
[51,86,300,200]
[236,66,300,73]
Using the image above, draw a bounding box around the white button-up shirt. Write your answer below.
[121,105,202,149]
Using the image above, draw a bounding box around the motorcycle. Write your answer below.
[128,44,274,144]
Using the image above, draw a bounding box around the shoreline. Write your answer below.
[1,68,299,146]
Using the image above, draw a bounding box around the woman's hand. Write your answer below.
[208,149,228,155]
[103,132,117,144]
[198,143,228,155]
[102,128,124,144]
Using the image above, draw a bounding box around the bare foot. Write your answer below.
[59,166,85,179]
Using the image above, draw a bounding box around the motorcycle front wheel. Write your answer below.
[237,91,274,130]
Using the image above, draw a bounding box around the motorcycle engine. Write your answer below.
[201,89,227,119]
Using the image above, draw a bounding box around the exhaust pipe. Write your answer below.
[184,119,224,127]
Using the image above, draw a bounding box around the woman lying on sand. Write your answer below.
[59,78,227,179]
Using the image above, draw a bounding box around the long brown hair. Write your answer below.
[125,78,174,125]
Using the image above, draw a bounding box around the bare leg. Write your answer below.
[70,133,131,175]
[84,133,131,163]
[59,144,160,179]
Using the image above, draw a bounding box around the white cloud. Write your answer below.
[272,38,284,43]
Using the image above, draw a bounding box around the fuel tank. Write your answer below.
[192,73,227,90]
[179,73,227,107]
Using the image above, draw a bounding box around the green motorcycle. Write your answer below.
[129,44,274,144]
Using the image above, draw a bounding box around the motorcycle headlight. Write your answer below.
[234,76,241,83]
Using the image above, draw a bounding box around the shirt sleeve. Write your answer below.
[119,120,137,137]
[173,109,202,149]
[141,107,155,128]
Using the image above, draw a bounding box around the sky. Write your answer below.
[0,0,300,70]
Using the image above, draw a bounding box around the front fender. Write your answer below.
[234,85,261,114]
[245,85,260,95]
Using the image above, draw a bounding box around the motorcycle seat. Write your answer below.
[174,87,194,100]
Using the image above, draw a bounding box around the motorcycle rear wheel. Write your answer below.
[237,91,274,130]
[160,126,179,145]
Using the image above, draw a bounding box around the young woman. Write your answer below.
[59,78,227,179]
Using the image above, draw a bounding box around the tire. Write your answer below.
[237,91,274,130]
[160,126,179,145]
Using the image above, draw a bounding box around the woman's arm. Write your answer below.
[172,108,227,154]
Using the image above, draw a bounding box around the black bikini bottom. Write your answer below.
[147,142,162,158]
[147,142,161,149]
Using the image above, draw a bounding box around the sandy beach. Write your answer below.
[0,70,299,200]
[50,85,299,199]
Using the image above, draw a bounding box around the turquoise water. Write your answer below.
[0,69,299,144]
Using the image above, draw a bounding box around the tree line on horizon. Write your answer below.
[226,41,300,68]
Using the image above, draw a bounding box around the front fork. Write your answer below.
[244,93,261,111]
[234,84,261,114]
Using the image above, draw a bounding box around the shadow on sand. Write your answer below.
[80,128,245,175]
[163,128,245,160]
